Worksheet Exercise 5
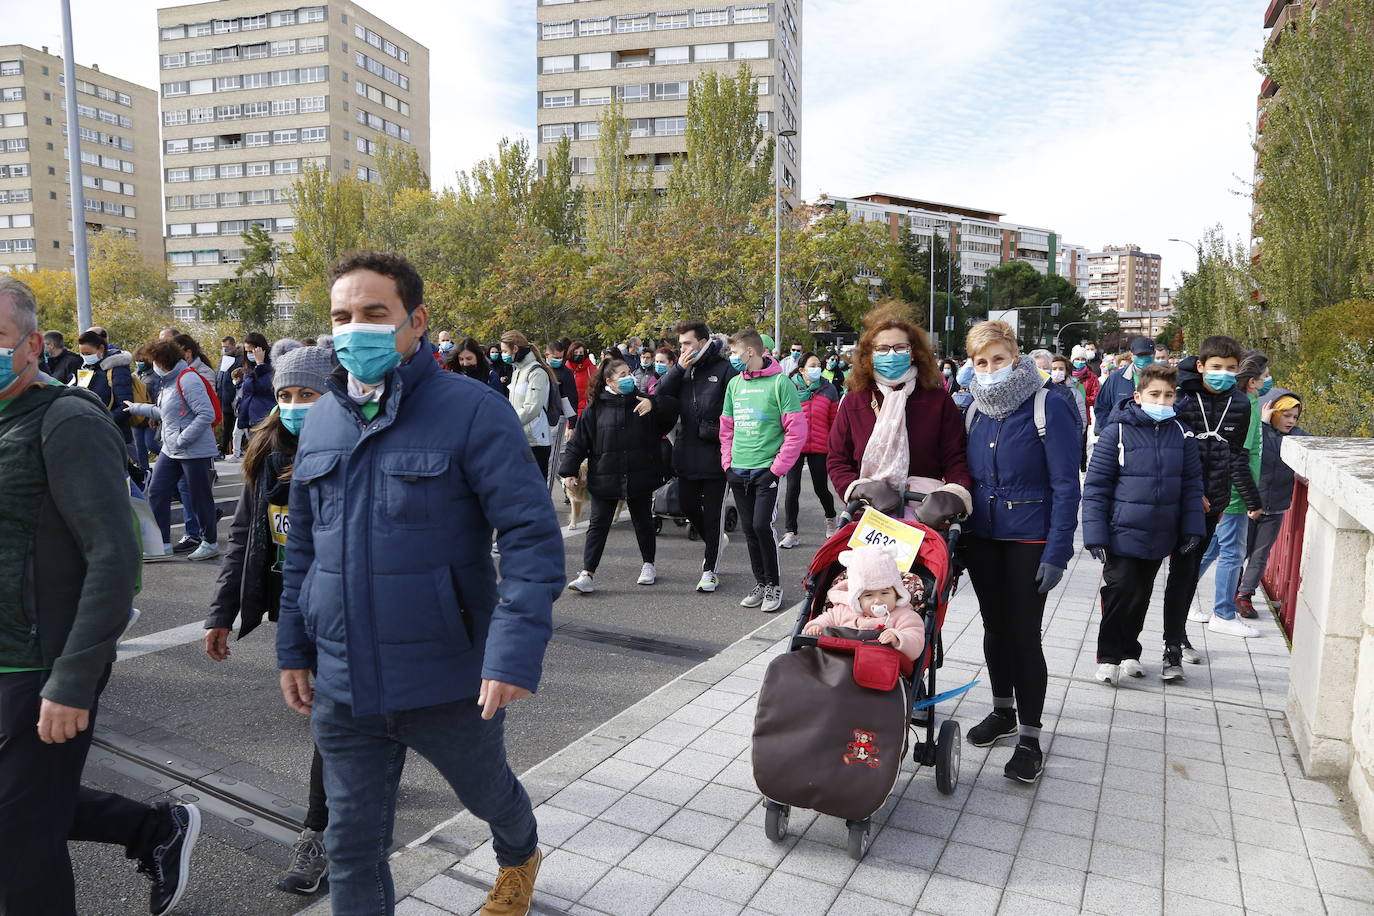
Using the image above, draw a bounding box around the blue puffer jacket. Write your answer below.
[237,362,276,429]
[1094,365,1141,433]
[1082,402,1206,560]
[276,341,566,716]
[965,388,1082,569]
[126,359,218,459]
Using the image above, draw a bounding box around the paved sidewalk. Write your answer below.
[378,545,1374,916]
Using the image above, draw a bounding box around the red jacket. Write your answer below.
[568,359,598,413]
[1073,365,1100,408]
[794,377,840,455]
[827,385,972,497]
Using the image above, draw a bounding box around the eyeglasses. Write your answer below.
[873,345,912,356]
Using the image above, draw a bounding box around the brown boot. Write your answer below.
[480,847,541,916]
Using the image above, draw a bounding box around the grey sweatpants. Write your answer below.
[1238,511,1285,597]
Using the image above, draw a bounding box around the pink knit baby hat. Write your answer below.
[838,544,910,606]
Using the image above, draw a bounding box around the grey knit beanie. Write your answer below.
[273,345,334,395]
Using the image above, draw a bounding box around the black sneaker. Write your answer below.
[171,536,202,555]
[277,828,328,895]
[967,709,1018,747]
[1162,644,1184,682]
[139,803,201,916]
[1004,740,1044,783]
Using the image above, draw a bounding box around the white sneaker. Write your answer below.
[824,518,839,539]
[1121,659,1145,679]
[762,585,784,613]
[740,585,766,608]
[696,570,718,593]
[1209,615,1259,638]
[1096,663,1120,687]
[779,532,799,549]
[187,541,220,561]
[1181,646,1202,664]
[568,571,595,594]
[637,563,656,586]
[1188,606,1211,623]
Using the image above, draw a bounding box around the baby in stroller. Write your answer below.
[802,545,926,661]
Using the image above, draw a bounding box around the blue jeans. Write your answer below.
[312,692,538,916]
[1198,512,1246,620]
[146,455,217,547]
[131,424,159,475]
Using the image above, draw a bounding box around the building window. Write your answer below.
[271,39,296,56]
[616,14,651,32]
[628,118,650,138]
[0,60,21,76]
[655,46,689,65]
[299,36,326,54]
[543,91,574,108]
[272,98,298,115]
[273,129,299,144]
[191,136,215,152]
[580,87,611,105]
[300,96,326,113]
[270,10,296,26]
[161,25,185,40]
[541,123,574,142]
[654,117,686,137]
[300,7,325,23]
[541,55,573,74]
[167,168,191,183]
[1,113,27,128]
[617,52,650,68]
[579,17,611,36]
[273,159,299,174]
[618,84,650,103]
[542,21,574,40]
[188,49,212,66]
[243,101,270,117]
[733,5,770,24]
[577,121,599,140]
[192,166,216,180]
[695,43,728,61]
[655,11,689,29]
[655,81,689,101]
[162,53,186,69]
[163,81,189,97]
[734,40,769,59]
[301,126,327,143]
[0,87,22,102]
[694,9,728,27]
[246,131,270,147]
[578,52,611,71]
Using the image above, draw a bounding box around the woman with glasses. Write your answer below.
[827,301,972,521]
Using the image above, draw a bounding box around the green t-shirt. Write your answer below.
[1224,392,1263,515]
[723,368,803,470]
[360,400,381,421]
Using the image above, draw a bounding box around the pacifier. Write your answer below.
[870,603,890,618]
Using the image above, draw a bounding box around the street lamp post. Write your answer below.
[773,127,797,353]
[60,0,92,332]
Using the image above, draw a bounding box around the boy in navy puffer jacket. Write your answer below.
[1083,364,1205,685]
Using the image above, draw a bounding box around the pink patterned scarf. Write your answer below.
[859,366,919,493]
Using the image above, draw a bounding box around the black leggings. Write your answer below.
[783,453,836,533]
[531,445,551,482]
[583,494,656,574]
[1162,513,1220,649]
[730,478,781,586]
[962,536,1049,730]
[678,476,727,572]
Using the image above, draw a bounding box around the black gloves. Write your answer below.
[1087,546,1106,562]
[1178,535,1202,555]
[850,480,903,516]
[1035,563,1065,594]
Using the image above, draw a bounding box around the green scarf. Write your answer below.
[793,375,819,403]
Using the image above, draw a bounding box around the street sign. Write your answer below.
[989,309,1019,334]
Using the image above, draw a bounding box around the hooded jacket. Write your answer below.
[126,359,219,459]
[1173,356,1261,515]
[655,338,738,480]
[791,374,840,455]
[507,352,552,447]
[1094,363,1146,433]
[276,340,565,716]
[79,348,134,433]
[719,357,807,476]
[238,361,276,429]
[558,388,679,499]
[1257,388,1309,513]
[1082,401,1206,559]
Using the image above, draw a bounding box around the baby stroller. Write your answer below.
[751,492,964,860]
[651,478,739,539]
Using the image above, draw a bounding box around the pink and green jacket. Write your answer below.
[719,357,807,476]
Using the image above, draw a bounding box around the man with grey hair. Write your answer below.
[40,330,82,384]
[0,277,201,916]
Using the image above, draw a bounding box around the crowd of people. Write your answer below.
[1,253,1311,915]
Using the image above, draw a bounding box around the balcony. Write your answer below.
[1264,0,1294,29]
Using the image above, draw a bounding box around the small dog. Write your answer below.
[563,461,624,531]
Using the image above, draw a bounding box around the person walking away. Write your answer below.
[1236,388,1309,618]
[561,359,679,593]
[1161,336,1262,674]
[1082,364,1204,685]
[657,320,739,593]
[960,320,1080,783]
[0,277,200,916]
[780,352,839,549]
[216,337,242,458]
[205,345,334,896]
[126,339,222,561]
[1093,337,1155,433]
[41,331,83,383]
[1050,353,1089,470]
[827,302,972,525]
[451,337,505,392]
[1070,344,1100,427]
[1193,351,1269,635]
[171,333,222,551]
[501,330,557,481]
[277,252,564,916]
[720,329,807,613]
[237,333,279,437]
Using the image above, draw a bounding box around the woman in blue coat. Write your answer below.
[236,332,280,432]
[959,321,1081,784]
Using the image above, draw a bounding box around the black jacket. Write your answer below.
[41,348,83,384]
[655,339,738,480]
[207,451,292,638]
[559,389,679,499]
[1174,356,1261,515]
[551,363,580,428]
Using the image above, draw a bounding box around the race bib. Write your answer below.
[268,503,290,547]
[848,507,925,570]
[76,368,95,388]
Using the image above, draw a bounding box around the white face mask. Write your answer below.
[1051,369,1066,384]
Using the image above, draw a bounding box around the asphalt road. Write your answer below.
[71,459,831,915]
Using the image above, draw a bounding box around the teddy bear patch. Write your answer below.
[843,729,881,768]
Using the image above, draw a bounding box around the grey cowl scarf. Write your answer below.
[967,355,1045,420]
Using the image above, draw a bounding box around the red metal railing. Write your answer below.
[1262,479,1307,640]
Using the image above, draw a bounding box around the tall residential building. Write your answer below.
[1085,244,1162,315]
[1056,242,1090,302]
[534,1,801,197]
[156,1,430,321]
[816,192,1070,293]
[0,46,161,273]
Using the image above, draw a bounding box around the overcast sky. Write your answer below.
[11,0,1265,287]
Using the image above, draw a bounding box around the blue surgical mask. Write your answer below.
[1258,377,1274,396]
[1204,370,1237,392]
[1141,403,1176,422]
[1072,359,1087,370]
[438,340,455,354]
[1133,355,1154,369]
[0,346,18,389]
[873,352,912,380]
[975,364,1015,387]
[654,362,669,376]
[729,355,747,372]
[334,318,410,385]
[502,353,514,365]
[278,402,313,436]
[550,357,565,368]
[805,367,823,382]
[956,364,975,387]
[246,351,257,363]
[615,376,637,395]
[82,352,100,366]
[135,361,147,372]
[827,359,838,369]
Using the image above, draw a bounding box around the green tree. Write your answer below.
[585,98,652,250]
[668,65,773,216]
[530,137,585,245]
[1173,226,1258,351]
[282,163,368,331]
[190,224,280,332]
[1254,0,1374,347]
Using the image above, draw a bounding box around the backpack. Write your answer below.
[125,371,153,428]
[964,386,1049,440]
[176,367,224,427]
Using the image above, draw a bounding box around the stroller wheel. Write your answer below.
[845,819,871,861]
[763,801,789,842]
[936,720,961,796]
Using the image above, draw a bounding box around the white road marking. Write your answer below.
[117,621,208,661]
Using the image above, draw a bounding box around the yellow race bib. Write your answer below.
[848,507,925,570]
[268,503,290,547]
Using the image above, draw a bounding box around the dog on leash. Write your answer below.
[563,460,624,530]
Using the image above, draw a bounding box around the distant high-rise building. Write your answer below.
[156,0,430,320]
[0,45,162,273]
[534,1,801,198]
[1057,242,1090,302]
[1085,244,1161,315]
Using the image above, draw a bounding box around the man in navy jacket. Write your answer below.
[277,251,564,916]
